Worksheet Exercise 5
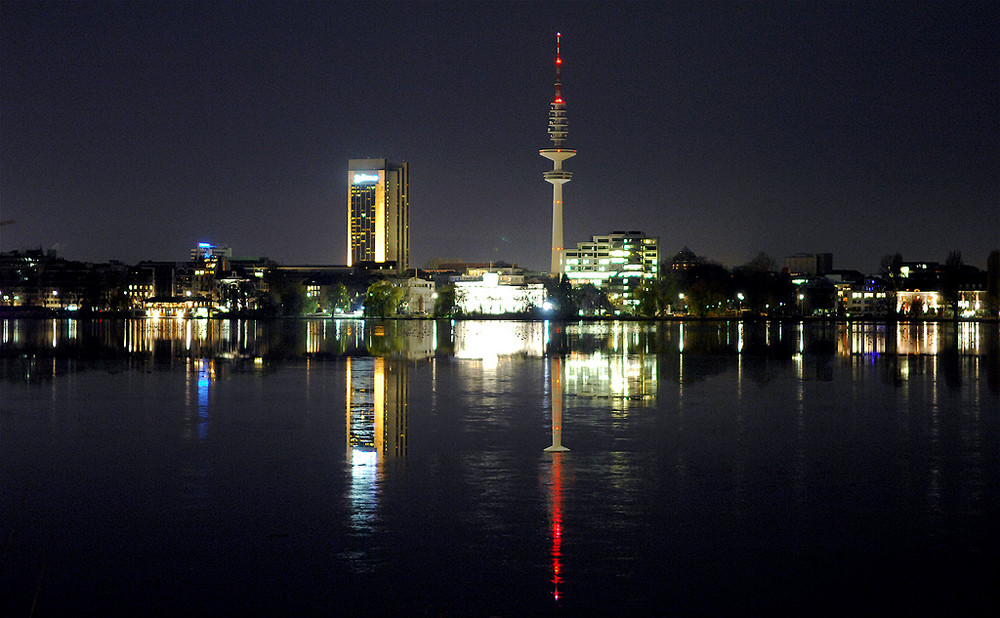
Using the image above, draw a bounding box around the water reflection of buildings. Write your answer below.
[346,357,408,459]
[839,322,987,357]
[453,320,546,364]
[3,319,997,395]
[562,323,657,406]
[184,358,215,441]
[124,318,268,361]
[346,357,408,536]
[2,318,79,348]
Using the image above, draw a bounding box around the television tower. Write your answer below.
[540,32,576,276]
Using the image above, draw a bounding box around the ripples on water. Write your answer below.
[1,319,998,615]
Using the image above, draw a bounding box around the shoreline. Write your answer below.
[1,308,997,324]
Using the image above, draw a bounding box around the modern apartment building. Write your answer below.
[564,231,659,307]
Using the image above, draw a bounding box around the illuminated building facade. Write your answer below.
[564,231,659,308]
[189,242,232,300]
[540,33,575,276]
[453,272,546,315]
[189,242,233,264]
[348,158,409,272]
[844,277,890,318]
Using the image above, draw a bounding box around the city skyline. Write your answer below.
[1,1,997,273]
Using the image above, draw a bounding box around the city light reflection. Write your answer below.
[197,358,211,440]
[345,356,408,548]
[547,451,567,603]
[454,321,545,360]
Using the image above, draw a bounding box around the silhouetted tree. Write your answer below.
[264,274,309,316]
[732,255,783,316]
[941,250,964,320]
[433,284,458,317]
[680,262,731,317]
[743,251,776,273]
[634,280,661,317]
[544,275,578,319]
[987,250,1000,318]
[880,253,904,319]
[325,283,352,314]
[574,283,613,316]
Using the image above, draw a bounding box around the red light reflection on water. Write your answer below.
[549,452,566,602]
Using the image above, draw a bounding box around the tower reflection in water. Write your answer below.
[345,356,408,540]
[544,355,570,604]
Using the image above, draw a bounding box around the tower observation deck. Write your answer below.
[540,32,576,276]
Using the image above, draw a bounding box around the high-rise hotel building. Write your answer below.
[347,158,409,271]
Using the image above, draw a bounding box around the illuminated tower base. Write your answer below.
[541,149,576,276]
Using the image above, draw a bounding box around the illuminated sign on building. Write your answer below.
[353,173,379,184]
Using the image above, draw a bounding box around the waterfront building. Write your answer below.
[143,295,215,319]
[844,277,891,318]
[454,272,546,315]
[564,231,659,308]
[348,158,409,272]
[124,266,156,310]
[189,242,232,301]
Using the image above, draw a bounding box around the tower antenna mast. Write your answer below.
[540,32,576,275]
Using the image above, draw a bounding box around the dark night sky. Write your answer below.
[2,1,997,273]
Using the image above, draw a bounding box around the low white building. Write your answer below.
[454,272,546,315]
[399,277,435,315]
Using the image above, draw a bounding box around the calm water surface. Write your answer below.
[2,319,998,616]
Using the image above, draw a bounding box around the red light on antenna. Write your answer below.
[556,58,562,64]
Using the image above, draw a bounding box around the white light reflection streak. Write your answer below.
[737,321,744,400]
[346,357,383,543]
